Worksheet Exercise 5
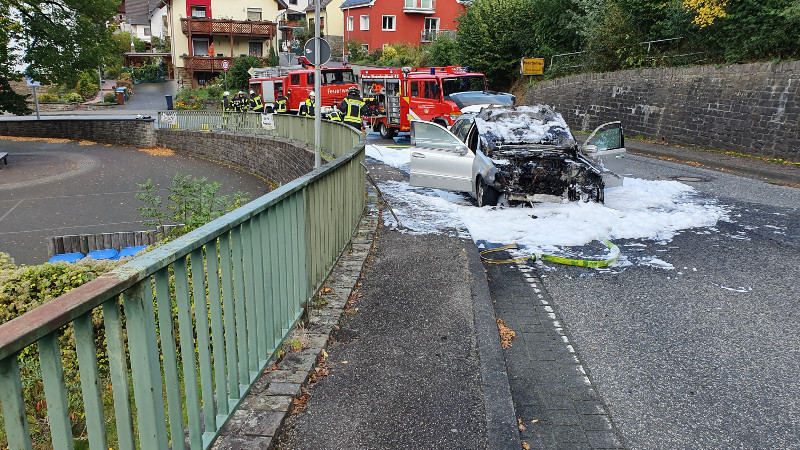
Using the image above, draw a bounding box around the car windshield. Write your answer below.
[475,105,575,149]
[322,69,356,85]
[441,76,487,98]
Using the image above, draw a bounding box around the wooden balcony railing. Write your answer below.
[278,20,301,29]
[181,18,277,38]
[182,56,235,71]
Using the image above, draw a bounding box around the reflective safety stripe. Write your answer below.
[252,96,263,110]
[343,98,365,123]
[276,98,287,112]
[300,99,314,116]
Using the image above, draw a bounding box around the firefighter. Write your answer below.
[327,108,342,122]
[339,86,365,131]
[220,91,231,112]
[232,91,246,112]
[276,89,289,113]
[299,91,315,117]
[249,89,264,112]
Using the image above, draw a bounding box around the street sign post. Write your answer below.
[222,60,229,91]
[26,76,41,120]
[304,38,331,67]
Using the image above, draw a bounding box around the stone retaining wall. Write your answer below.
[526,61,800,162]
[156,129,315,186]
[0,118,157,147]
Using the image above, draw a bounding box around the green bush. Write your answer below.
[75,71,99,99]
[37,92,59,102]
[62,92,84,103]
[104,92,116,103]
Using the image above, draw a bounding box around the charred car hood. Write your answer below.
[476,106,603,202]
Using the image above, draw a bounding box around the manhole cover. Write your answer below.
[671,176,708,182]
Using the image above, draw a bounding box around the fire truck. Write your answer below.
[359,66,488,139]
[249,66,358,113]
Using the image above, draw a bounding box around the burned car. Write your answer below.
[409,105,625,206]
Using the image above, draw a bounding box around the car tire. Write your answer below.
[378,122,396,139]
[432,118,448,128]
[477,177,500,207]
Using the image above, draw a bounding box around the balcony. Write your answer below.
[404,0,435,14]
[421,29,456,43]
[278,20,301,29]
[181,18,277,39]
[182,56,235,71]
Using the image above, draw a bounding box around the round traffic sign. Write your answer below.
[303,38,331,66]
[221,60,229,71]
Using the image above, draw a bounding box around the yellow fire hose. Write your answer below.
[480,239,620,267]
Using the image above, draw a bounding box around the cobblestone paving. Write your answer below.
[484,258,627,449]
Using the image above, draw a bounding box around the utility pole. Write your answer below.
[314,0,322,169]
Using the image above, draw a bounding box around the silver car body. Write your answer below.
[409,105,626,205]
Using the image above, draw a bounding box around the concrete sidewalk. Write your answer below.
[212,162,519,449]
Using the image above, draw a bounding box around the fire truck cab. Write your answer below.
[360,66,488,138]
[249,67,358,114]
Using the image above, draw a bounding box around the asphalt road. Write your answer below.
[0,137,270,265]
[526,154,800,448]
[363,131,800,448]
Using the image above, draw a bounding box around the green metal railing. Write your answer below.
[156,111,358,157]
[0,115,365,449]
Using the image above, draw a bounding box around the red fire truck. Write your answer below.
[360,66,488,138]
[249,66,358,113]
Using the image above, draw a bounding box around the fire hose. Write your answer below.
[480,239,620,267]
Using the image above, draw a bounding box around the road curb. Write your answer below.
[465,243,522,448]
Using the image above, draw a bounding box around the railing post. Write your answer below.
[0,355,32,450]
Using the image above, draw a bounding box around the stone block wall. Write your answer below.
[526,61,800,162]
[0,118,157,147]
[156,130,315,185]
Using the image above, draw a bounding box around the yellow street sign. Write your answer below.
[520,58,544,75]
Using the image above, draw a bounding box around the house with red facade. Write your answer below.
[340,0,468,53]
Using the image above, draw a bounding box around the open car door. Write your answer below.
[409,120,475,193]
[581,121,626,187]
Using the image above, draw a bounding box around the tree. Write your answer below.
[229,55,266,92]
[455,0,582,89]
[0,0,118,114]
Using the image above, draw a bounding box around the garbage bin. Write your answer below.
[115,88,125,105]
[165,94,173,110]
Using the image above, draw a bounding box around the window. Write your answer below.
[247,8,262,21]
[190,5,206,18]
[410,82,418,97]
[192,39,209,56]
[290,74,300,85]
[249,41,262,56]
[424,17,439,32]
[382,15,395,31]
[361,44,369,52]
[423,80,439,99]
[360,15,369,30]
[347,16,353,31]
[143,27,151,36]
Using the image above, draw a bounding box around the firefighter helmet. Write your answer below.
[348,86,359,96]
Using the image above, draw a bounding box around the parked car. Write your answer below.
[409,105,626,206]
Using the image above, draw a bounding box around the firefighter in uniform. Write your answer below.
[327,108,342,122]
[221,91,231,112]
[299,91,315,117]
[339,86,365,131]
[249,89,264,112]
[276,89,289,113]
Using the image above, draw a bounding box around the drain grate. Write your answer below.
[671,176,709,182]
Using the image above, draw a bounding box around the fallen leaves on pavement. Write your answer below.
[497,318,516,348]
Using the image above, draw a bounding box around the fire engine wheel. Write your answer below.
[477,177,499,207]
[378,122,396,139]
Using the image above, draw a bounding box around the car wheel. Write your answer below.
[432,118,448,128]
[477,177,500,207]
[378,122,396,139]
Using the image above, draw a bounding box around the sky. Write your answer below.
[365,143,732,271]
